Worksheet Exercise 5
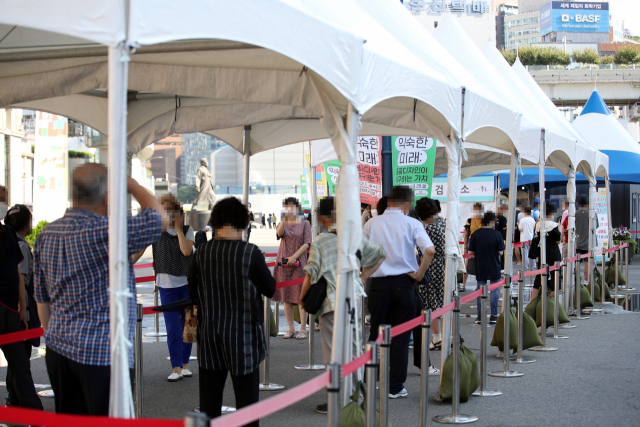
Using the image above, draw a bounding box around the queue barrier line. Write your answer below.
[209,371,331,427]
[342,348,372,378]
[0,405,183,427]
[133,262,154,270]
[0,327,44,346]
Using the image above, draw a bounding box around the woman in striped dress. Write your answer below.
[188,198,275,424]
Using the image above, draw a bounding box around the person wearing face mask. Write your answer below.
[363,186,435,399]
[272,197,312,339]
[133,194,195,382]
[0,187,43,411]
[531,202,562,300]
[461,203,484,291]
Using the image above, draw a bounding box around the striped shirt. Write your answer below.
[33,208,162,367]
[188,239,275,375]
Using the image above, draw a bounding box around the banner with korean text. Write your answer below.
[431,176,494,202]
[357,136,382,206]
[391,136,437,199]
[595,187,609,250]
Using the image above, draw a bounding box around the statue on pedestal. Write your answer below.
[192,158,216,208]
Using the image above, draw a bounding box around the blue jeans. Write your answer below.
[522,244,536,272]
[476,279,500,317]
[159,285,193,369]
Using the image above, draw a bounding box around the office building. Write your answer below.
[179,133,223,186]
[540,1,610,44]
[504,10,542,50]
[496,3,518,49]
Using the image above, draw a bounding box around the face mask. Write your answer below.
[0,202,7,220]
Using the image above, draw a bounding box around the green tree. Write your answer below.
[600,54,615,64]
[26,220,49,246]
[177,186,197,204]
[518,46,538,65]
[500,49,517,65]
[614,45,640,64]
[572,48,600,64]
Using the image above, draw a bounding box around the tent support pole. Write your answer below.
[605,175,612,249]
[567,169,577,314]
[243,125,251,241]
[308,142,317,238]
[505,149,518,279]
[108,43,134,418]
[381,136,392,196]
[330,103,359,405]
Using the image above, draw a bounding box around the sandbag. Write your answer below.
[605,266,626,286]
[490,308,517,351]
[340,381,391,427]
[526,295,570,328]
[439,345,479,402]
[578,284,593,309]
[521,311,543,349]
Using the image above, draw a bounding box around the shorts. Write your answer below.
[576,249,588,262]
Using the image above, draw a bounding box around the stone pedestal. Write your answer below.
[186,210,210,232]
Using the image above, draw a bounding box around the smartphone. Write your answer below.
[278,257,300,267]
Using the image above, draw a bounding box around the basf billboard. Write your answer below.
[540,2,609,36]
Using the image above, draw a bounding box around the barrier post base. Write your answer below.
[143,332,167,337]
[433,414,478,424]
[558,324,576,329]
[259,383,285,391]
[509,355,536,364]
[167,356,197,361]
[488,370,523,378]
[471,389,501,397]
[529,345,558,352]
[193,406,236,414]
[294,364,325,370]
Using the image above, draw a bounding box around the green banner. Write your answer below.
[324,160,342,196]
[300,174,311,209]
[391,136,437,199]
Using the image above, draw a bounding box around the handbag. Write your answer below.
[301,276,328,316]
[528,230,541,260]
[466,257,476,276]
[183,305,197,343]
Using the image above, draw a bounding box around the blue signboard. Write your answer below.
[540,2,609,36]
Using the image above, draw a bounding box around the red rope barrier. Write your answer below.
[462,254,474,259]
[524,267,546,277]
[460,289,482,305]
[0,327,43,346]
[275,278,304,289]
[390,313,426,338]
[133,262,154,270]
[342,349,372,378]
[209,371,330,427]
[266,261,276,267]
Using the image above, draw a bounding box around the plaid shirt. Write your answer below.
[34,208,161,367]
[303,227,386,317]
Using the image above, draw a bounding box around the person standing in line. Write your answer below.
[0,189,42,411]
[261,214,266,229]
[34,165,167,415]
[247,203,254,241]
[364,186,435,399]
[461,203,484,291]
[133,194,195,382]
[574,197,597,284]
[560,201,570,260]
[188,197,275,425]
[469,212,504,324]
[518,206,536,275]
[414,198,445,351]
[195,227,208,249]
[531,203,562,299]
[267,213,273,229]
[514,201,523,265]
[300,197,386,414]
[4,204,42,408]
[495,203,508,271]
[272,198,312,339]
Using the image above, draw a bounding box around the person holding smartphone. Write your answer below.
[272,197,312,339]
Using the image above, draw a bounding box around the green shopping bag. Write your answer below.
[439,345,479,402]
[340,381,391,427]
[490,308,517,351]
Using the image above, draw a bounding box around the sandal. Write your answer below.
[283,330,295,339]
[429,341,442,351]
[296,329,307,340]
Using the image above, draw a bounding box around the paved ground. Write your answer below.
[2,235,639,427]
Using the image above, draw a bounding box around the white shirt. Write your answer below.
[518,216,536,242]
[156,226,195,289]
[363,208,433,278]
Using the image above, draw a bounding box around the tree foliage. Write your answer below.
[600,55,615,64]
[177,186,197,204]
[26,220,49,247]
[572,48,600,64]
[500,49,516,65]
[501,46,571,66]
[614,45,640,64]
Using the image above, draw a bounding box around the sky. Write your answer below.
[607,0,640,36]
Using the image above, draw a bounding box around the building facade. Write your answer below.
[504,10,542,50]
[179,133,223,186]
[496,3,518,49]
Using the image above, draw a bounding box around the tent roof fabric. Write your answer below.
[580,90,612,116]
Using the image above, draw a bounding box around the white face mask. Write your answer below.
[0,202,7,220]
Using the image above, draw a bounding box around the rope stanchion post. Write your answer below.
[419,310,432,427]
[144,286,166,338]
[295,313,324,371]
[573,256,590,320]
[379,325,391,427]
[531,265,558,352]
[185,412,211,427]
[472,285,502,396]
[275,302,284,336]
[611,247,625,303]
[327,362,341,427]
[559,259,576,329]
[584,251,602,314]
[549,262,568,340]
[361,296,366,350]
[365,342,379,427]
[490,273,522,378]
[260,296,284,391]
[135,304,143,418]
[511,267,535,364]
[601,249,611,305]
[434,295,478,424]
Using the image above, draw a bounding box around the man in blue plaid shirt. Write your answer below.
[34,164,168,416]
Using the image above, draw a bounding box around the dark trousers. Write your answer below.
[368,275,417,394]
[199,366,260,426]
[0,306,42,409]
[46,347,133,415]
[6,341,32,405]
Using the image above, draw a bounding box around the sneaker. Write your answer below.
[182,368,193,377]
[428,366,440,376]
[315,403,328,414]
[489,315,498,324]
[168,372,183,382]
[365,315,371,325]
[474,316,481,324]
[389,388,408,399]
